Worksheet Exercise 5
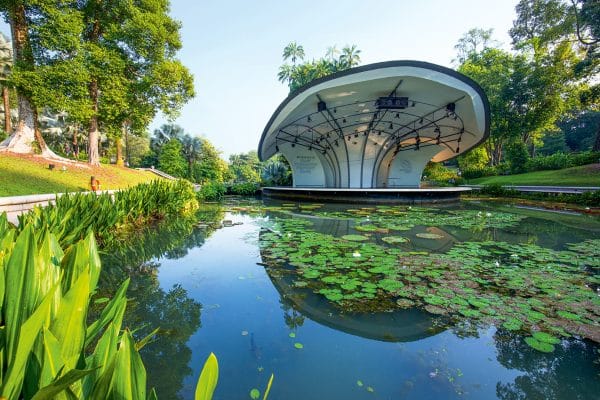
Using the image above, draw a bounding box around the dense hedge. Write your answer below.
[228,182,259,196]
[476,184,600,207]
[197,181,226,201]
[463,151,600,180]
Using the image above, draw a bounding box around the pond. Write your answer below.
[99,199,600,400]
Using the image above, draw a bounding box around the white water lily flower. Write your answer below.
[495,261,500,267]
[486,212,492,217]
[352,251,361,257]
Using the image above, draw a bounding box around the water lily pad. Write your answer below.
[341,234,369,242]
[381,236,409,244]
[250,388,260,399]
[415,233,444,239]
[294,342,304,349]
[532,331,560,344]
[289,332,296,338]
[357,380,364,387]
[502,319,523,331]
[524,336,555,353]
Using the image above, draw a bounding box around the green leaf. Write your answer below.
[1,285,57,399]
[110,331,147,400]
[31,368,97,400]
[294,343,304,349]
[263,374,274,400]
[195,352,219,400]
[85,279,129,347]
[250,388,260,399]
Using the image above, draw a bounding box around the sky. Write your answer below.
[1,1,519,158]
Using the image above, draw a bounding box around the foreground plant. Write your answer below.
[0,213,159,399]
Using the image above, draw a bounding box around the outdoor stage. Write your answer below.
[261,186,471,204]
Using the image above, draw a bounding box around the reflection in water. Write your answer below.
[265,252,445,342]
[99,200,599,399]
[98,208,225,399]
[494,330,599,400]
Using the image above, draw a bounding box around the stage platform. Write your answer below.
[261,187,470,204]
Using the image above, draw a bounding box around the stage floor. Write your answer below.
[261,187,470,204]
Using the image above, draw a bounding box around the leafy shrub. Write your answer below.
[461,165,499,179]
[229,182,259,196]
[17,179,198,247]
[476,185,600,206]
[506,142,530,174]
[422,162,461,186]
[525,151,600,172]
[197,181,226,201]
[479,184,519,197]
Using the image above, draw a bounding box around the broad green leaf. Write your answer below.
[1,285,57,399]
[50,271,91,370]
[110,331,147,400]
[195,352,219,400]
[85,279,129,347]
[39,328,65,389]
[135,327,160,351]
[250,388,260,399]
[4,225,38,360]
[31,368,97,400]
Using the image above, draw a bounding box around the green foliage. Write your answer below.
[278,42,362,92]
[229,182,259,196]
[158,139,187,178]
[0,218,148,399]
[229,151,261,185]
[193,139,228,184]
[476,184,600,206]
[17,179,198,247]
[458,146,489,171]
[525,151,600,171]
[261,157,292,187]
[198,182,226,201]
[506,141,530,174]
[422,162,462,186]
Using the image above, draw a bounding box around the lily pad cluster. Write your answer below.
[314,205,525,231]
[260,218,600,349]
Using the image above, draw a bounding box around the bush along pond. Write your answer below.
[91,198,600,399]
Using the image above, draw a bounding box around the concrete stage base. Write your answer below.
[261,187,470,204]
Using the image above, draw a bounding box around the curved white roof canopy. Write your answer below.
[259,61,489,188]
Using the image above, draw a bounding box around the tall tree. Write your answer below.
[180,134,202,178]
[339,45,361,68]
[453,28,498,64]
[0,32,11,135]
[510,0,599,150]
[282,41,305,65]
[79,0,194,165]
[0,1,78,159]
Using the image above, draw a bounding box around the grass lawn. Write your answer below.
[468,164,600,187]
[0,153,162,196]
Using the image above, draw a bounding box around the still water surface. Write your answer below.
[99,199,600,399]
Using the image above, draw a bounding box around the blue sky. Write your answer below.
[2,1,519,158]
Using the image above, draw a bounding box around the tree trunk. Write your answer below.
[72,126,79,159]
[88,79,100,166]
[0,3,66,162]
[3,86,10,134]
[115,136,124,166]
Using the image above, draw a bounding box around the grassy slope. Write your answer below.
[0,153,161,196]
[468,164,600,187]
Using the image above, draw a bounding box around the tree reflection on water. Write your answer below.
[494,329,600,400]
[97,207,224,398]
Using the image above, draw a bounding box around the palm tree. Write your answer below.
[325,45,339,61]
[180,134,202,179]
[282,41,305,65]
[0,33,12,135]
[151,123,185,151]
[277,63,293,85]
[339,45,362,69]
